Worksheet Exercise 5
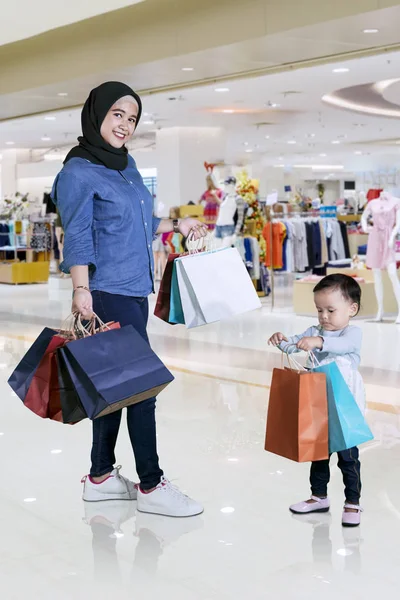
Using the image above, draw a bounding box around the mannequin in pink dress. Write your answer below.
[199,174,223,231]
[361,191,400,323]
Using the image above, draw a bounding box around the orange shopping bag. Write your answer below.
[265,354,329,462]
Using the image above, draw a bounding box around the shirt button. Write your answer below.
[129,181,133,184]
[145,222,148,226]
[141,201,144,205]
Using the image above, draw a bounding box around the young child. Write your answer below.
[268,274,364,527]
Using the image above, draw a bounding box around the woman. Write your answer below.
[52,82,206,518]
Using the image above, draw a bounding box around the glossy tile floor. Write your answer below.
[1,276,400,599]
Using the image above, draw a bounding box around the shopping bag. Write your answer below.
[265,365,329,462]
[312,361,373,453]
[169,261,185,324]
[154,253,179,323]
[24,334,69,422]
[56,350,88,424]
[175,247,261,328]
[58,325,174,419]
[55,317,121,424]
[8,327,57,401]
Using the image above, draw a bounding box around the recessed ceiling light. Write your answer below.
[5,141,15,145]
[269,103,280,108]
[58,92,68,97]
[50,449,62,454]
[273,164,285,168]
[143,113,150,117]
[24,498,37,503]
[223,109,234,113]
[354,151,363,155]
[320,153,327,157]
[41,136,51,142]
[215,87,230,93]
[265,135,270,139]
[331,140,341,144]
[227,458,239,462]
[244,142,249,146]
[333,68,350,73]
[363,29,379,34]
[245,149,253,153]
[143,120,155,125]
[287,140,297,144]
[182,67,194,71]
[44,116,56,121]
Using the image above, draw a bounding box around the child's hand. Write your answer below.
[296,336,323,352]
[268,332,288,346]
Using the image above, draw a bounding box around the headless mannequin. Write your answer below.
[361,191,400,323]
[215,179,240,248]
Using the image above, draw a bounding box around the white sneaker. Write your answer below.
[82,465,137,502]
[137,477,204,518]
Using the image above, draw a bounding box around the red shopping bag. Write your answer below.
[24,334,69,421]
[154,253,179,323]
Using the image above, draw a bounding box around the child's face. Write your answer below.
[314,288,358,331]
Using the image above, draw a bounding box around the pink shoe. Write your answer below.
[342,503,362,528]
[289,495,330,514]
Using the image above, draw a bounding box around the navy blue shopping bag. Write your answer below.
[58,325,174,419]
[8,327,57,401]
[56,351,88,424]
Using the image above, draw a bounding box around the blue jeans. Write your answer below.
[310,447,361,505]
[215,225,235,239]
[90,291,164,490]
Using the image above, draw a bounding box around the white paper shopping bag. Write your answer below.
[175,248,261,328]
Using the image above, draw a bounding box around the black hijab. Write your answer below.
[64,81,142,171]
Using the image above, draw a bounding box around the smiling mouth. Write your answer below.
[113,131,126,140]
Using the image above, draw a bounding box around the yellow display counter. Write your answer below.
[0,261,50,285]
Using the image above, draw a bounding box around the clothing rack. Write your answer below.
[264,212,351,310]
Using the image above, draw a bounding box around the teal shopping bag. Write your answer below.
[312,362,373,453]
[168,261,185,324]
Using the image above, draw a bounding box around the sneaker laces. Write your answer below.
[159,477,191,504]
[114,465,135,490]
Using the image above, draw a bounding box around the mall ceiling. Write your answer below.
[2,50,400,172]
[1,2,400,120]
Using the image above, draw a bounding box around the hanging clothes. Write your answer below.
[262,221,286,269]
[339,221,351,258]
[0,223,11,248]
[31,222,52,252]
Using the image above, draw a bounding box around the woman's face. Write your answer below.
[100,96,139,148]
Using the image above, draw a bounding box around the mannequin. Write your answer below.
[199,173,223,231]
[361,191,400,323]
[215,176,244,248]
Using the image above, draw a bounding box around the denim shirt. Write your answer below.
[51,156,161,297]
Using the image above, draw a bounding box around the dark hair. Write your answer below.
[313,274,361,314]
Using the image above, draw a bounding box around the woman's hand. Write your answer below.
[296,336,323,352]
[72,289,93,320]
[179,218,208,240]
[268,332,288,346]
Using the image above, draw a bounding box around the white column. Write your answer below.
[155,127,226,217]
[1,149,18,198]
